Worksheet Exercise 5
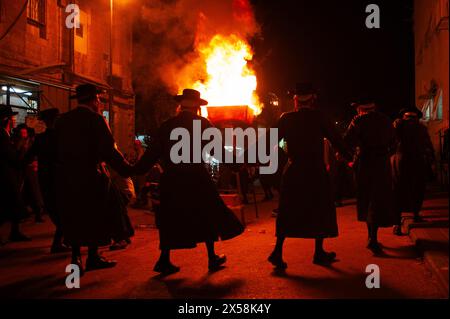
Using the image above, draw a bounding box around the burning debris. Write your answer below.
[190,34,261,120]
[132,0,262,125]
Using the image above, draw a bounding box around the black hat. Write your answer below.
[399,107,423,119]
[351,98,376,111]
[0,105,18,119]
[38,108,60,121]
[70,84,103,102]
[174,89,208,107]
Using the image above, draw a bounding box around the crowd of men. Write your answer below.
[0,82,436,275]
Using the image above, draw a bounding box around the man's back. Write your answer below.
[55,107,111,168]
[157,111,212,168]
[345,111,394,156]
[394,119,432,155]
[278,108,340,163]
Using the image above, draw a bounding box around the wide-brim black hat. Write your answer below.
[38,108,60,121]
[399,107,423,119]
[0,105,18,119]
[70,84,103,101]
[174,89,208,106]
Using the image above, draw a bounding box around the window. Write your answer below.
[436,89,443,120]
[421,88,444,121]
[76,23,84,37]
[27,0,46,38]
[28,0,45,24]
[0,84,39,127]
[421,99,433,121]
[74,9,88,54]
[102,110,110,124]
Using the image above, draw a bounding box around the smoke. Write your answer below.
[132,0,260,98]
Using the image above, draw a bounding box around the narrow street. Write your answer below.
[0,195,446,299]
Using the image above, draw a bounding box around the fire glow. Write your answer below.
[188,34,262,120]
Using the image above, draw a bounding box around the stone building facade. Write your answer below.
[414,0,449,186]
[0,0,135,155]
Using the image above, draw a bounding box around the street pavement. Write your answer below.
[402,193,449,295]
[0,194,447,299]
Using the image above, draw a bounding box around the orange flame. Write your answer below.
[188,34,262,118]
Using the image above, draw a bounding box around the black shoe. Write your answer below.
[393,225,403,236]
[51,244,71,254]
[268,253,287,269]
[85,255,117,272]
[208,254,227,270]
[109,240,128,251]
[9,232,31,242]
[313,251,337,265]
[153,260,180,275]
[71,257,84,277]
[367,240,384,256]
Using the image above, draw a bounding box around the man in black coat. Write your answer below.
[391,107,435,235]
[133,89,244,275]
[268,83,351,269]
[344,100,396,255]
[0,105,30,242]
[54,84,131,274]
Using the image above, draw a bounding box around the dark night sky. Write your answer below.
[251,0,415,122]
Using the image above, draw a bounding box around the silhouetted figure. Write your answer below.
[28,108,70,252]
[259,171,274,201]
[129,139,148,208]
[344,99,396,255]
[238,165,251,204]
[105,164,135,251]
[0,105,30,242]
[324,139,348,207]
[143,162,163,212]
[133,89,244,275]
[268,83,350,269]
[391,107,435,235]
[54,84,131,275]
[12,124,45,223]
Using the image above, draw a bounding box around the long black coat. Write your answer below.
[0,128,27,224]
[276,108,349,238]
[54,106,131,247]
[344,111,396,227]
[134,111,244,250]
[391,118,434,219]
